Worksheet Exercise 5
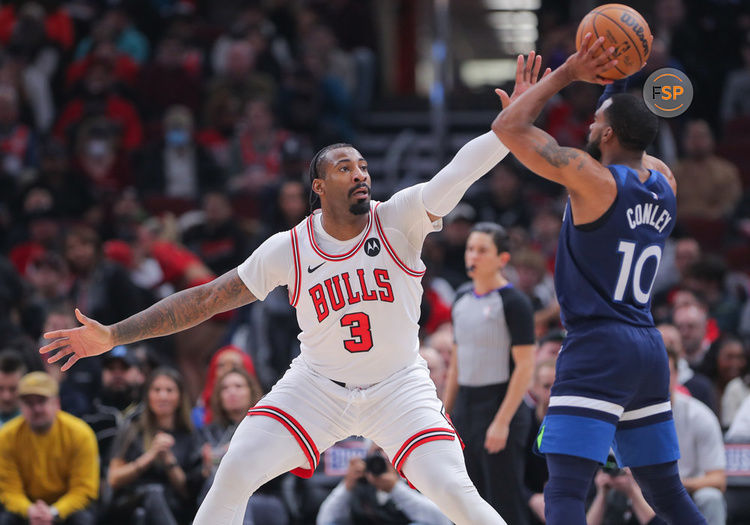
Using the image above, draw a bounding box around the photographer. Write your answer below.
[586,462,659,525]
[316,448,451,525]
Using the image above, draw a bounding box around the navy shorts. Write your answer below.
[537,321,680,467]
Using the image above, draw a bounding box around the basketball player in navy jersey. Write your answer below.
[492,34,707,525]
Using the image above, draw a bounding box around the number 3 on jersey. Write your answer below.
[340,312,373,352]
[614,241,662,305]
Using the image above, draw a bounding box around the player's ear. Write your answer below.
[312,178,324,196]
[602,126,614,144]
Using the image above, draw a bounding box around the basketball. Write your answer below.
[576,3,653,80]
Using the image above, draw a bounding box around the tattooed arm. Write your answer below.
[491,35,619,220]
[40,269,256,371]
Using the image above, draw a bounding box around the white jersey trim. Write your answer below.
[549,395,625,417]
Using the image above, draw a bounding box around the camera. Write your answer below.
[364,454,388,476]
[602,454,624,477]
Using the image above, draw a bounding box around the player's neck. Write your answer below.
[602,150,649,181]
[319,208,369,241]
[473,273,508,295]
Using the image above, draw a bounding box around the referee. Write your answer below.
[445,222,536,525]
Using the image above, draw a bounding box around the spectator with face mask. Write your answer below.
[136,106,224,203]
[0,372,99,525]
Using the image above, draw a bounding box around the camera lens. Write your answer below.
[364,454,388,476]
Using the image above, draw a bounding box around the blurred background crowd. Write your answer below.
[0,0,749,523]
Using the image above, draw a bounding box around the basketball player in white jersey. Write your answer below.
[40,54,550,525]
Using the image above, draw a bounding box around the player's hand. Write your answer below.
[563,33,617,85]
[344,457,366,491]
[495,51,552,110]
[484,419,509,453]
[40,308,114,371]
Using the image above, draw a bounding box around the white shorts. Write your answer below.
[247,355,459,480]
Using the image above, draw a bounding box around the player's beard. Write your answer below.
[585,135,602,161]
[349,198,370,215]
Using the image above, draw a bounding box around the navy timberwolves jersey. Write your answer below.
[554,165,676,328]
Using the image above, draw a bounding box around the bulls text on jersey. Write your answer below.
[308,268,395,322]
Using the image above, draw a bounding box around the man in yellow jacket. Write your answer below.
[0,372,99,524]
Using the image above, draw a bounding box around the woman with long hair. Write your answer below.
[106,367,204,525]
[200,367,289,524]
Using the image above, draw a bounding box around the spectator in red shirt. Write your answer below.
[135,35,202,124]
[66,39,139,92]
[227,98,290,194]
[55,59,143,152]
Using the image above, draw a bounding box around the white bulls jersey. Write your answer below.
[238,184,441,384]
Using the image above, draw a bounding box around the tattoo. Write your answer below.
[535,137,581,168]
[112,270,255,345]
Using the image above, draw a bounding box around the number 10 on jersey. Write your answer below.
[614,241,663,305]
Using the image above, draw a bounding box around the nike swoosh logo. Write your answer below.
[307,262,325,273]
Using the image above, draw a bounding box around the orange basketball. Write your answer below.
[576,3,653,80]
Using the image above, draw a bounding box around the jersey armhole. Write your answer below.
[289,226,301,307]
[373,203,426,278]
[573,166,621,232]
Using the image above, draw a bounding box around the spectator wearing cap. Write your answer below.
[0,350,26,427]
[99,346,144,416]
[83,346,144,470]
[0,372,99,525]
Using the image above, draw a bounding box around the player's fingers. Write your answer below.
[47,347,73,364]
[594,47,615,67]
[514,54,524,86]
[585,36,606,59]
[531,53,542,82]
[75,308,91,326]
[542,67,553,79]
[61,354,81,372]
[524,50,535,82]
[495,88,511,109]
[42,329,69,340]
[580,33,593,55]
[39,337,70,354]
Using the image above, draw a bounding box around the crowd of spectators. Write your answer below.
[0,0,749,523]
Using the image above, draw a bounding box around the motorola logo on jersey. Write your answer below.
[364,238,381,257]
[308,268,394,322]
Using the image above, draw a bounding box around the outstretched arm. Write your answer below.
[422,52,551,221]
[41,269,256,370]
[491,34,617,196]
